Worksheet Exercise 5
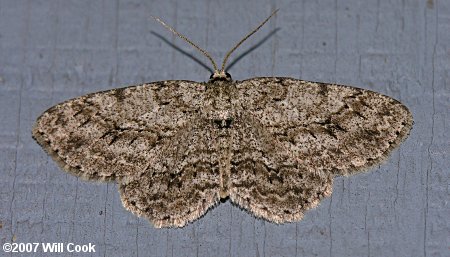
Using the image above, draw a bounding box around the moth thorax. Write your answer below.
[211,110,234,129]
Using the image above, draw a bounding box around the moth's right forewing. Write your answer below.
[229,77,412,224]
[235,77,413,176]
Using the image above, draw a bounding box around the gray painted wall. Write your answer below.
[0,0,448,256]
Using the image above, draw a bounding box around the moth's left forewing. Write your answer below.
[32,81,202,181]
[33,80,224,227]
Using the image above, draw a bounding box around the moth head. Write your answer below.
[209,70,232,83]
[152,9,278,82]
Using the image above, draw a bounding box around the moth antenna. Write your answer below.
[152,15,219,73]
[220,9,279,72]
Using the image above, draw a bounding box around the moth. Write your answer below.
[32,10,413,228]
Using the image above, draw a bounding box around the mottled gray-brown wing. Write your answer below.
[33,80,202,180]
[119,119,222,228]
[229,77,412,223]
[32,81,221,227]
[229,114,333,223]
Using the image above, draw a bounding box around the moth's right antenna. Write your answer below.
[153,10,278,79]
[152,16,220,73]
[220,9,278,73]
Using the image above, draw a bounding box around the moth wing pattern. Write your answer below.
[119,118,223,228]
[229,77,413,223]
[229,113,333,223]
[31,9,415,228]
[32,80,221,227]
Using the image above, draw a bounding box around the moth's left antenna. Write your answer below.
[152,16,220,74]
[153,10,278,79]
